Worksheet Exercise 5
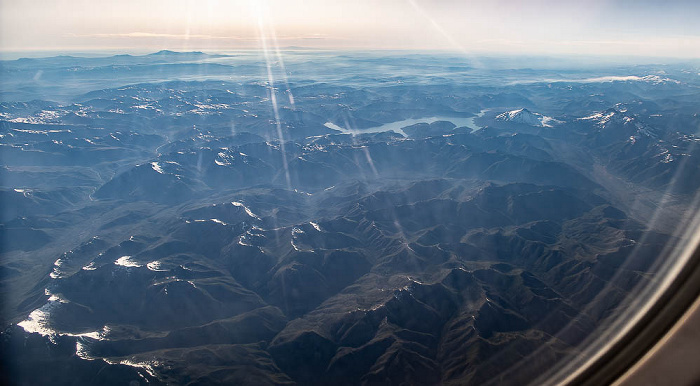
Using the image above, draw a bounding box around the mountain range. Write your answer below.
[1,51,699,386]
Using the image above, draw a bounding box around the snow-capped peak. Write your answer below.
[579,107,659,139]
[495,108,561,127]
[579,108,620,125]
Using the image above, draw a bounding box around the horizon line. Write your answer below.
[2,48,700,63]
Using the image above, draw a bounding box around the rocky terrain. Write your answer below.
[1,51,699,385]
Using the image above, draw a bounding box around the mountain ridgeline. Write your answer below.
[1,51,699,385]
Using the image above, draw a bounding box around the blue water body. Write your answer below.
[325,110,488,136]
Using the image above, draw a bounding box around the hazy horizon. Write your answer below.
[2,0,699,58]
[2,49,699,69]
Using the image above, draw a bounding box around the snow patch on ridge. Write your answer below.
[496,108,562,127]
[232,201,260,219]
[115,256,142,268]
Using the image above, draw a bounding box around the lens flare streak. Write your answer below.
[253,1,292,189]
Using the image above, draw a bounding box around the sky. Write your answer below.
[1,0,700,57]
